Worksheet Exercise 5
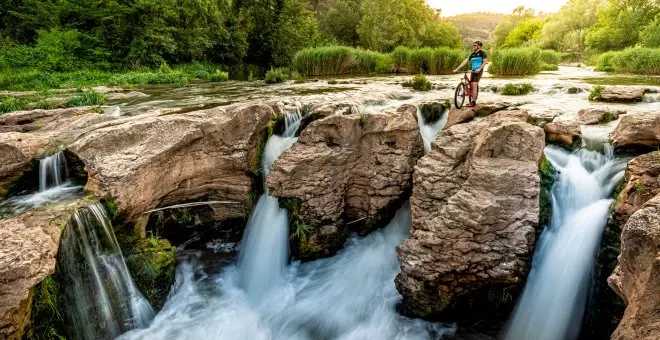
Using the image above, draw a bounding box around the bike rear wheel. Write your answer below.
[454,82,466,108]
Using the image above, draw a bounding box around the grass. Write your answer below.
[540,49,561,65]
[540,62,559,71]
[292,45,463,77]
[593,48,660,75]
[67,89,105,106]
[358,112,368,126]
[402,73,432,91]
[0,96,29,113]
[489,48,541,76]
[290,220,313,240]
[499,83,535,95]
[264,68,287,84]
[589,85,604,101]
[633,182,646,194]
[209,70,229,82]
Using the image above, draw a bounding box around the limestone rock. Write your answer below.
[105,91,149,101]
[69,103,275,225]
[543,120,582,147]
[600,86,646,102]
[267,104,424,258]
[472,102,511,117]
[578,107,625,125]
[0,107,93,133]
[610,113,660,150]
[0,202,84,339]
[608,194,660,340]
[444,108,476,130]
[0,133,51,197]
[614,151,660,224]
[396,111,545,317]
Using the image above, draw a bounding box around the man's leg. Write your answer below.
[471,82,478,103]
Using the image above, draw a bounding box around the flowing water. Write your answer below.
[59,203,154,340]
[0,151,82,215]
[503,144,627,340]
[118,109,455,340]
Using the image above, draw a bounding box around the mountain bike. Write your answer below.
[454,72,478,109]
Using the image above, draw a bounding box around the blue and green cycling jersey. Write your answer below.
[467,50,487,71]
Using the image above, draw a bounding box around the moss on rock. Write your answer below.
[539,155,555,227]
[23,275,68,340]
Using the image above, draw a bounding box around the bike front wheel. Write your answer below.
[454,82,466,109]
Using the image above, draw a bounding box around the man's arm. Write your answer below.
[477,58,488,73]
[453,59,469,73]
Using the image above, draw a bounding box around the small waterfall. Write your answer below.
[416,107,448,154]
[503,144,627,340]
[39,151,68,191]
[59,203,154,340]
[236,110,300,302]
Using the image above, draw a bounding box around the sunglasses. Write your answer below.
[473,45,478,47]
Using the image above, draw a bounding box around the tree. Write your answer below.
[586,0,660,51]
[639,15,660,48]
[537,0,604,52]
[320,0,362,45]
[501,18,546,48]
[491,6,535,48]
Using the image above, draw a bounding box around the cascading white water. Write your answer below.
[118,110,455,340]
[59,203,154,340]
[39,151,68,191]
[416,107,448,154]
[503,144,627,340]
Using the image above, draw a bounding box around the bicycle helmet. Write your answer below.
[473,40,483,47]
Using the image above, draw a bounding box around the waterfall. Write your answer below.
[236,109,300,302]
[503,144,627,340]
[39,151,68,191]
[59,203,154,340]
[416,107,448,154]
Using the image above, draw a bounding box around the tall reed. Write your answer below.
[489,48,541,76]
[608,48,660,75]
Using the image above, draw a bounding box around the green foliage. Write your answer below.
[402,73,432,91]
[319,0,362,46]
[67,89,105,107]
[537,0,604,53]
[25,275,68,340]
[498,83,535,95]
[640,17,660,48]
[264,68,288,84]
[358,112,369,126]
[103,197,120,222]
[175,208,193,225]
[540,49,562,65]
[0,96,28,113]
[209,70,230,82]
[492,6,536,49]
[633,182,646,194]
[406,47,464,74]
[608,48,660,75]
[291,220,313,240]
[501,18,546,48]
[593,51,617,71]
[603,111,616,123]
[589,85,604,101]
[489,48,541,76]
[540,62,560,71]
[586,0,660,51]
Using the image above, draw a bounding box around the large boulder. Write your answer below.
[600,86,646,103]
[267,104,424,259]
[610,113,660,150]
[396,110,545,317]
[69,104,275,230]
[444,107,476,130]
[543,120,581,148]
[0,133,51,197]
[608,194,660,340]
[578,108,626,125]
[614,151,660,224]
[0,201,86,339]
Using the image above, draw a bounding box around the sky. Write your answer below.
[426,0,569,16]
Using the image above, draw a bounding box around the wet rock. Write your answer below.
[267,104,424,259]
[444,108,476,130]
[419,100,449,124]
[610,113,660,150]
[69,103,275,229]
[0,133,51,197]
[613,151,660,224]
[0,107,93,133]
[600,86,646,103]
[543,120,581,148]
[105,91,149,101]
[396,111,545,317]
[608,194,660,340]
[528,110,559,127]
[566,86,583,94]
[0,201,88,340]
[472,102,511,117]
[578,107,626,125]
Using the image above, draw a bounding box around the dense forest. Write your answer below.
[0,0,657,90]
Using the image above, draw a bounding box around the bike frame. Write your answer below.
[463,72,472,96]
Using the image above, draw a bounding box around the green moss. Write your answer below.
[102,197,120,222]
[251,122,274,179]
[539,156,556,227]
[358,112,368,127]
[402,73,431,91]
[24,275,68,340]
[633,182,645,194]
[174,207,193,225]
[589,85,604,101]
[603,112,615,123]
[499,83,534,95]
[118,233,176,309]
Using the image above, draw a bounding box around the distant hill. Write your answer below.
[444,12,506,50]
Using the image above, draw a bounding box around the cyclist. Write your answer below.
[453,41,488,107]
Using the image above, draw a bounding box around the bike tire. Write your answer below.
[454,82,466,109]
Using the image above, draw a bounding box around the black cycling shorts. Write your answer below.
[470,70,483,82]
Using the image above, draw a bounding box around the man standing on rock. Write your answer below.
[453,41,488,107]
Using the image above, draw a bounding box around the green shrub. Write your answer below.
[499,83,535,95]
[391,46,412,72]
[540,49,561,65]
[407,47,464,75]
[589,85,604,101]
[67,89,105,106]
[34,100,56,110]
[402,73,432,91]
[540,62,559,71]
[292,46,356,77]
[209,70,229,82]
[0,97,28,113]
[489,48,541,76]
[264,68,287,84]
[594,51,617,72]
[609,48,660,75]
